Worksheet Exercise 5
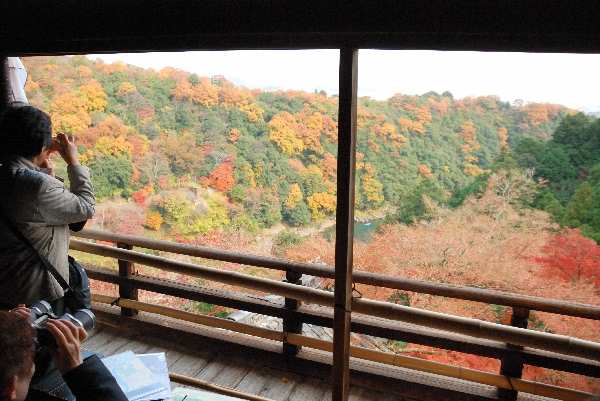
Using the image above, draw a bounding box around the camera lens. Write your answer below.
[69,309,96,332]
[29,300,52,316]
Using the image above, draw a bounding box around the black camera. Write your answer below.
[28,300,96,349]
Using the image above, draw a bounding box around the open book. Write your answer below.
[101,350,172,401]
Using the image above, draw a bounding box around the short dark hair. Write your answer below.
[0,311,36,391]
[0,104,52,159]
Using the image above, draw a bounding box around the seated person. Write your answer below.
[0,307,127,401]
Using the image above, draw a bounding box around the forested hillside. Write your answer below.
[21,55,600,391]
[22,55,574,236]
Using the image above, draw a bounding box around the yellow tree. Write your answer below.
[296,107,324,154]
[171,80,194,101]
[94,136,134,158]
[116,82,137,96]
[458,121,481,153]
[145,210,164,231]
[414,106,432,124]
[268,112,304,156]
[97,114,130,139]
[525,104,549,126]
[240,103,265,122]
[497,127,509,147]
[320,152,337,181]
[76,65,92,78]
[228,128,241,144]
[218,87,251,108]
[306,192,336,220]
[192,77,219,107]
[78,80,108,114]
[50,93,91,134]
[285,183,303,208]
[360,163,384,207]
[322,115,338,143]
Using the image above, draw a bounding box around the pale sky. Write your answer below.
[86,50,600,111]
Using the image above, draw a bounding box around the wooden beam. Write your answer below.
[2,1,600,54]
[0,57,10,113]
[332,47,358,401]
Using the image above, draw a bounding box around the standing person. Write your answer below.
[0,308,127,401]
[0,104,94,311]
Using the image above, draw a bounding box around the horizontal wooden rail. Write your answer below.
[91,295,594,401]
[168,373,275,401]
[84,264,600,377]
[75,241,600,360]
[71,239,333,306]
[71,230,600,320]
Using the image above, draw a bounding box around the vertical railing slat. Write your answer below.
[332,47,358,401]
[283,270,303,355]
[117,242,138,316]
[498,307,530,400]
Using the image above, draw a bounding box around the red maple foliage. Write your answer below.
[533,228,600,287]
[209,160,235,195]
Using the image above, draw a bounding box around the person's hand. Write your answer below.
[10,304,30,319]
[40,156,56,177]
[46,318,87,374]
[55,133,80,166]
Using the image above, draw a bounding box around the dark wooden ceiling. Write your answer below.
[1,0,599,55]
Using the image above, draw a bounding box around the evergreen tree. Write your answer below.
[562,182,595,228]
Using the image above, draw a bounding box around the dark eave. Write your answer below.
[1,0,599,55]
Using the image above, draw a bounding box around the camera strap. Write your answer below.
[0,203,71,292]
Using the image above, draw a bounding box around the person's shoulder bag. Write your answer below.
[0,204,91,311]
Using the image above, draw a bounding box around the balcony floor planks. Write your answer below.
[86,303,562,401]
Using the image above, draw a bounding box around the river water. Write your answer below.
[322,220,383,244]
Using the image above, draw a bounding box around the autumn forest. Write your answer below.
[21,55,599,392]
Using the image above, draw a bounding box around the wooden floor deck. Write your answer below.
[82,322,405,401]
[84,304,560,401]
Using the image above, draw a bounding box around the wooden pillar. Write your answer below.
[498,307,529,401]
[0,57,11,114]
[332,48,358,401]
[117,243,138,316]
[283,270,303,355]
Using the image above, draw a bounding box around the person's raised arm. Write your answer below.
[54,133,79,166]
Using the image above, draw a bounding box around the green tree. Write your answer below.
[396,179,445,224]
[513,137,545,169]
[536,191,564,222]
[562,182,595,228]
[284,201,312,226]
[536,147,577,184]
[90,155,134,199]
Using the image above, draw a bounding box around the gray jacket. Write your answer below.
[0,156,94,305]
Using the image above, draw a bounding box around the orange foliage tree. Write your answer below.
[209,157,235,195]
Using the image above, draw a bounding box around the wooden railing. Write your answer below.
[71,229,600,401]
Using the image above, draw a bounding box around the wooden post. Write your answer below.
[498,307,529,401]
[283,270,303,355]
[0,57,11,115]
[117,243,138,316]
[332,48,358,401]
